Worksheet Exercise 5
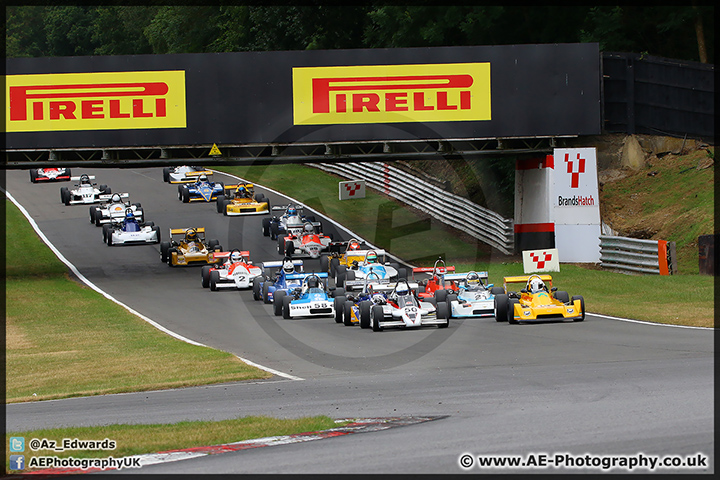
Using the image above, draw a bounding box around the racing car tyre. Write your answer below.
[335,265,347,287]
[359,301,371,329]
[490,287,505,295]
[270,223,279,240]
[332,287,345,298]
[262,218,271,237]
[99,185,108,193]
[160,242,170,263]
[181,186,190,203]
[106,229,114,246]
[216,195,226,213]
[208,239,219,250]
[571,295,585,321]
[371,305,384,332]
[277,237,286,255]
[343,301,354,326]
[255,193,265,202]
[436,302,450,328]
[329,258,339,277]
[102,224,111,244]
[145,221,155,227]
[434,289,448,303]
[30,170,38,183]
[89,206,97,223]
[333,296,345,323]
[209,270,220,291]
[345,270,356,282]
[508,299,519,324]
[320,255,330,274]
[60,187,70,205]
[273,290,285,316]
[163,167,171,182]
[282,295,292,319]
[252,276,263,301]
[133,202,142,209]
[263,283,272,304]
[494,294,508,322]
[554,290,570,304]
[285,241,295,257]
[201,266,212,288]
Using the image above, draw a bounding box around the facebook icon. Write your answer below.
[10,455,25,470]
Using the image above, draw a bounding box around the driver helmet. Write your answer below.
[348,241,360,251]
[237,186,247,196]
[125,209,134,219]
[80,174,91,184]
[306,276,319,289]
[185,229,198,243]
[529,277,545,293]
[395,282,409,296]
[198,174,209,183]
[282,259,295,274]
[230,251,243,263]
[287,207,297,216]
[111,193,121,203]
[466,272,481,287]
[366,251,378,264]
[304,223,314,233]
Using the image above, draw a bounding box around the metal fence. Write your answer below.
[599,235,677,275]
[307,162,515,255]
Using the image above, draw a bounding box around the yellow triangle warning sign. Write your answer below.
[209,143,222,156]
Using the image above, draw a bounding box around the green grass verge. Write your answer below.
[5,416,344,473]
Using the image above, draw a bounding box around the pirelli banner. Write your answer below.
[5,43,601,149]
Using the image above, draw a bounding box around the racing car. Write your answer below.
[367,279,449,331]
[335,249,406,290]
[339,271,390,327]
[159,227,222,267]
[323,238,371,277]
[163,165,214,184]
[442,271,504,318]
[101,209,160,246]
[177,174,225,203]
[262,204,315,240]
[30,167,72,183]
[60,174,112,206]
[272,273,337,320]
[90,192,144,226]
[201,249,263,291]
[412,257,458,300]
[278,221,334,259]
[493,274,585,324]
[251,257,306,304]
[216,184,270,216]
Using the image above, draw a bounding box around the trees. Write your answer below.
[5,6,713,63]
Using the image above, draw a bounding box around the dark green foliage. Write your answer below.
[5,6,713,63]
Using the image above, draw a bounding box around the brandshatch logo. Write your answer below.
[563,152,586,188]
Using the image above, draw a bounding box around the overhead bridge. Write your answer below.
[2,136,565,169]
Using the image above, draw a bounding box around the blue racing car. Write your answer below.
[177,174,225,203]
[273,272,343,320]
[252,257,306,304]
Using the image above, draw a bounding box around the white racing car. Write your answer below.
[336,250,406,290]
[441,271,504,318]
[163,165,214,184]
[201,250,263,291]
[90,193,144,226]
[60,174,112,206]
[102,209,160,246]
[368,279,449,331]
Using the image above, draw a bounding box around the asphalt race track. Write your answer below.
[4,167,714,474]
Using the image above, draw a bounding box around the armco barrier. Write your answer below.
[599,235,677,275]
[308,162,515,255]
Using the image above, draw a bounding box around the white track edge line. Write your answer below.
[3,187,304,382]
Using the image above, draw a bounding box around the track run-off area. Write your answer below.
[4,167,714,474]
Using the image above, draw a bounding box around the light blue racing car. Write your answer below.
[441,271,505,318]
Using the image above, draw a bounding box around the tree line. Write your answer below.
[5,5,714,63]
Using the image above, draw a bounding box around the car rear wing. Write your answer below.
[442,271,489,282]
[70,175,95,181]
[285,272,329,281]
[100,192,129,202]
[364,281,421,293]
[344,277,393,290]
[169,227,206,238]
[184,170,213,178]
[412,266,456,274]
[271,204,303,212]
[262,259,304,270]
[213,250,251,260]
[503,274,553,289]
[223,183,254,191]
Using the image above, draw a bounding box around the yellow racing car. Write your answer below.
[159,227,223,267]
[493,274,585,324]
[216,183,270,216]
